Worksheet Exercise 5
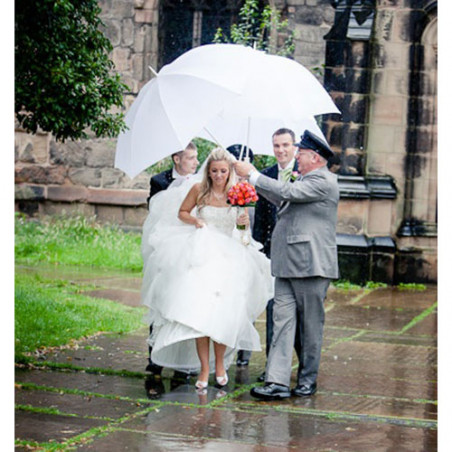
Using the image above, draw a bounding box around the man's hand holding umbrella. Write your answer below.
[234,161,257,179]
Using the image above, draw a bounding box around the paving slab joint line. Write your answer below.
[15,381,158,406]
[16,379,253,411]
[324,390,437,405]
[321,330,367,353]
[397,301,438,335]
[17,359,147,379]
[15,439,68,451]
[349,289,372,304]
[15,403,117,422]
[232,400,437,428]
[52,405,164,450]
[270,405,438,429]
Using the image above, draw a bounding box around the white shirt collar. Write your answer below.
[172,168,191,180]
[278,159,296,172]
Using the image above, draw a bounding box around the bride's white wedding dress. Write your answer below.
[141,179,274,372]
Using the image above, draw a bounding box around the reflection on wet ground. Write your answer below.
[15,264,438,451]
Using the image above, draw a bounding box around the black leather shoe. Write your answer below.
[257,371,266,382]
[292,383,317,397]
[236,358,249,367]
[236,350,250,367]
[145,361,163,375]
[144,374,165,399]
[172,370,192,382]
[250,383,291,400]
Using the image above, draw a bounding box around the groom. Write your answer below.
[235,130,339,399]
[147,141,199,207]
[146,141,198,377]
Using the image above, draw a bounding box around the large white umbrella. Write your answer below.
[115,44,262,178]
[199,116,327,157]
[197,51,340,156]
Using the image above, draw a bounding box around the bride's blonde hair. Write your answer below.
[197,147,237,208]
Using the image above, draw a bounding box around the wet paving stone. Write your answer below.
[15,387,150,420]
[326,287,368,305]
[15,265,438,451]
[354,331,437,347]
[231,391,437,422]
[15,410,107,444]
[315,373,437,401]
[326,339,437,366]
[147,381,233,405]
[319,353,437,382]
[116,404,437,452]
[39,328,149,374]
[404,312,438,336]
[355,287,437,310]
[15,368,149,401]
[76,429,270,451]
[326,304,427,332]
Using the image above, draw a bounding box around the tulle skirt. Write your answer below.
[141,182,274,372]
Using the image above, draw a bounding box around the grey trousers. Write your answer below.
[265,276,330,388]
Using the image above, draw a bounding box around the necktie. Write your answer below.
[280,167,292,182]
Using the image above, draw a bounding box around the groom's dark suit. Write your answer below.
[147,169,174,207]
[252,161,300,358]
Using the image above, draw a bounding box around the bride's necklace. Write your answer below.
[211,190,226,201]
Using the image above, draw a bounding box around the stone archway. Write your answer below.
[411,18,437,230]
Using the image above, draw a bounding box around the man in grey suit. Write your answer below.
[235,129,339,399]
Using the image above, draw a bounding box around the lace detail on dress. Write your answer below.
[197,206,237,236]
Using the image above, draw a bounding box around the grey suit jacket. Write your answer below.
[255,166,339,279]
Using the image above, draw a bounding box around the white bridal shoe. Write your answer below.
[216,373,228,387]
[195,380,208,390]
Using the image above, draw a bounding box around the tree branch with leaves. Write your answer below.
[15,0,129,141]
[213,0,294,57]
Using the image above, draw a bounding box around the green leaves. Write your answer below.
[213,0,295,57]
[15,0,128,141]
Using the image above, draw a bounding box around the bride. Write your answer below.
[141,148,273,389]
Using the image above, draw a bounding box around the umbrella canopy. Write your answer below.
[115,44,262,178]
[197,51,339,155]
[115,44,340,177]
[218,52,340,120]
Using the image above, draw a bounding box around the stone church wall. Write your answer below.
[15,0,161,228]
[14,0,437,282]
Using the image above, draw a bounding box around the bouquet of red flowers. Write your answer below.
[227,181,259,207]
[227,182,259,233]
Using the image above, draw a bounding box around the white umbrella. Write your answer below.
[199,116,326,157]
[198,51,339,156]
[115,44,263,178]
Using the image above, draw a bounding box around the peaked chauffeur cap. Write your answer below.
[296,130,334,160]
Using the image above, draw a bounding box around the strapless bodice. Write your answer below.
[197,206,237,236]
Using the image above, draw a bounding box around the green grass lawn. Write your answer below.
[15,214,143,271]
[15,214,147,360]
[15,273,145,360]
